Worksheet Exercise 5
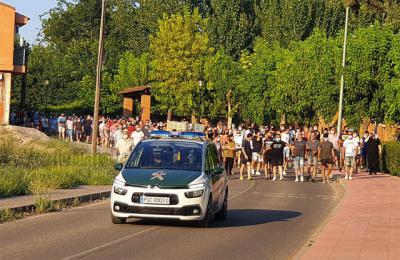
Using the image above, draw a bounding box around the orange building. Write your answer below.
[0,1,29,125]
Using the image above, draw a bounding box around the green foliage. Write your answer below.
[0,132,116,198]
[208,0,257,59]
[382,141,400,176]
[345,24,393,126]
[150,8,212,116]
[204,50,241,119]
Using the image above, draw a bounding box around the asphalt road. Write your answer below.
[0,173,339,260]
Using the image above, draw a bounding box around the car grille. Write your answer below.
[113,202,201,216]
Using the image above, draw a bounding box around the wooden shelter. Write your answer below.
[119,85,151,122]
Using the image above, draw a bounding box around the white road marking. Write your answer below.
[62,226,158,260]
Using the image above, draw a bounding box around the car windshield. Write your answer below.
[125,141,203,171]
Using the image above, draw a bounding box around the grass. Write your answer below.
[0,130,116,198]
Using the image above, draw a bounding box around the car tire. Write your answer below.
[198,196,212,228]
[111,213,126,224]
[215,189,228,221]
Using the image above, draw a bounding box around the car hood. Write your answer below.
[121,168,202,188]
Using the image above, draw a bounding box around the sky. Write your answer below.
[2,0,58,44]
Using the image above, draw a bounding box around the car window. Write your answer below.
[205,146,214,173]
[125,141,203,171]
[210,145,220,168]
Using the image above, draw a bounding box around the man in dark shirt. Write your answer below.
[366,131,381,175]
[84,115,93,143]
[240,133,253,181]
[252,130,263,176]
[263,132,274,179]
[291,133,306,182]
[269,133,286,181]
[319,133,336,183]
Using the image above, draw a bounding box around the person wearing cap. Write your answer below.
[114,129,133,163]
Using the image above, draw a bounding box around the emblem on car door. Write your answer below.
[151,171,166,181]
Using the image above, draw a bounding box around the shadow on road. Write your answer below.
[128,209,302,228]
[212,209,302,228]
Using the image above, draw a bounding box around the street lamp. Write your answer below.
[337,5,350,135]
[91,0,106,154]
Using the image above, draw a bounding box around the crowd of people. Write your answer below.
[218,124,382,183]
[12,111,385,183]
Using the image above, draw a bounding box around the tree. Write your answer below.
[208,0,257,59]
[149,8,212,117]
[204,50,241,123]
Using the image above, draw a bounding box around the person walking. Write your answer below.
[239,133,253,181]
[319,133,336,183]
[252,130,263,176]
[263,132,274,179]
[74,117,83,143]
[234,129,244,167]
[291,133,307,182]
[222,134,236,176]
[306,132,320,182]
[269,133,286,181]
[114,129,133,163]
[66,116,74,142]
[57,113,66,140]
[365,131,381,175]
[84,115,92,143]
[342,130,359,180]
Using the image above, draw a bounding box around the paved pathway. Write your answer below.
[301,171,400,260]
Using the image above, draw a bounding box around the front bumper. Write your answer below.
[111,185,209,221]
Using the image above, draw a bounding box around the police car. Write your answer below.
[111,131,228,227]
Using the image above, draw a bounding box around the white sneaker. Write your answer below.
[251,169,255,175]
[280,176,284,181]
[345,175,349,180]
[272,176,277,181]
[300,176,304,182]
[256,171,261,176]
[349,176,353,180]
[283,171,287,176]
[295,177,299,182]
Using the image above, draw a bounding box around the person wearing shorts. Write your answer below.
[343,131,359,180]
[57,114,66,140]
[319,133,336,183]
[251,130,263,176]
[306,132,319,182]
[263,132,274,179]
[234,130,243,167]
[291,133,306,182]
[74,117,83,143]
[269,133,286,181]
[240,133,253,181]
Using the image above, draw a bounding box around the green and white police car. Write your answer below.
[111,131,228,227]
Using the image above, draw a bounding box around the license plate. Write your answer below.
[140,196,170,205]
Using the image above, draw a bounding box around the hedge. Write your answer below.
[382,141,400,176]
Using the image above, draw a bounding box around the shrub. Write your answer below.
[382,141,400,176]
[0,131,116,198]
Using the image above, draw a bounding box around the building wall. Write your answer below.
[0,3,15,72]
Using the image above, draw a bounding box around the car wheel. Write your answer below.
[111,213,126,224]
[198,196,212,228]
[215,190,228,221]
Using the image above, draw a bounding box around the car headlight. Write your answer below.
[113,178,127,195]
[114,186,127,195]
[188,182,205,189]
[185,189,204,198]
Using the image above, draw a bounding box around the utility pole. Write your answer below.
[92,0,106,154]
[337,5,349,135]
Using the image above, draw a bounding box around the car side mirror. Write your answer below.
[212,167,224,175]
[114,163,123,171]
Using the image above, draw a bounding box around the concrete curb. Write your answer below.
[1,190,111,215]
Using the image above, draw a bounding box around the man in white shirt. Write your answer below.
[114,130,132,163]
[234,129,244,167]
[342,130,359,180]
[281,127,291,175]
[131,124,144,146]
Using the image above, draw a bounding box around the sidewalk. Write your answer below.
[301,171,400,260]
[0,185,111,212]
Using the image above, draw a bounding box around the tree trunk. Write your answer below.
[167,109,172,121]
[226,89,233,129]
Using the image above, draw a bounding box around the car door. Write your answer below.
[206,145,219,211]
[209,144,224,211]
